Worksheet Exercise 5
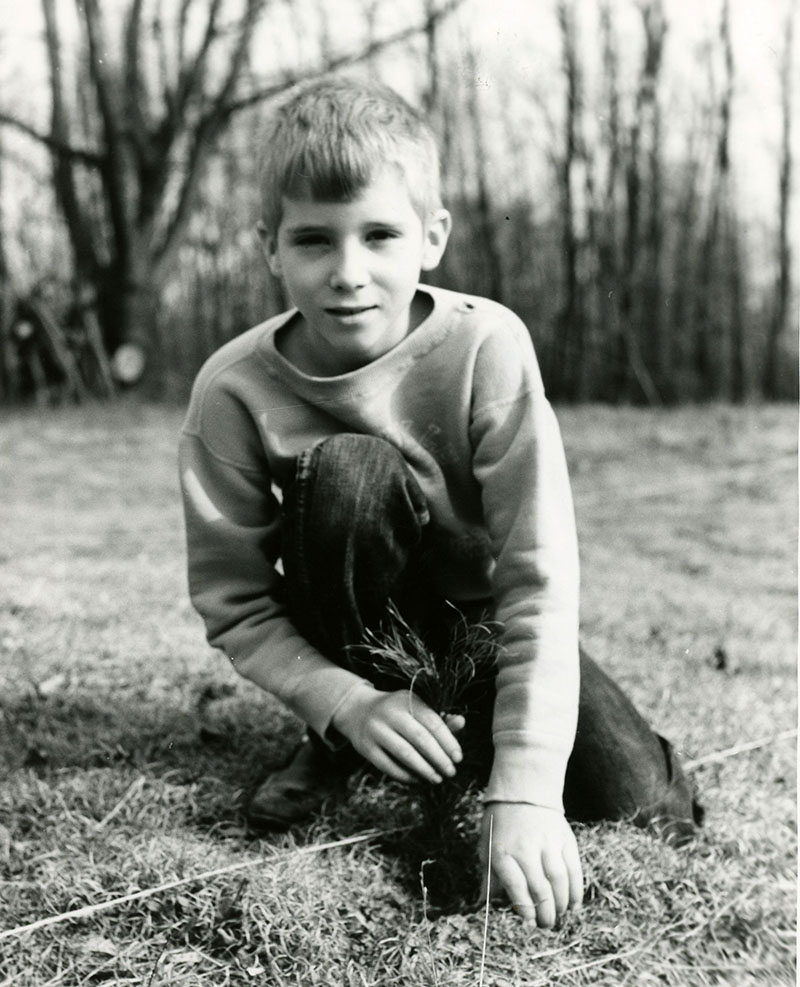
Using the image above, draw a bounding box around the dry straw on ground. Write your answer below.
[0,403,795,986]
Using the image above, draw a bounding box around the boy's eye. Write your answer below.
[367,229,400,243]
[293,234,328,248]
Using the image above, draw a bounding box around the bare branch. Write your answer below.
[171,0,225,123]
[153,0,465,275]
[222,0,466,116]
[41,0,100,274]
[148,0,251,269]
[80,0,122,148]
[0,112,103,167]
[176,0,195,75]
[152,1,173,118]
[123,0,149,160]
[151,113,216,276]
[79,0,133,255]
[209,0,270,113]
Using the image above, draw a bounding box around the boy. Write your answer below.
[180,77,700,930]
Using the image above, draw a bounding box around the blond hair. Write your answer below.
[260,76,442,232]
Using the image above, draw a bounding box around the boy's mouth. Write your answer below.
[324,305,376,317]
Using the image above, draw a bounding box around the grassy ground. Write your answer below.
[0,402,795,986]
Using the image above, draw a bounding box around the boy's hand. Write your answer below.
[332,687,464,784]
[479,802,583,929]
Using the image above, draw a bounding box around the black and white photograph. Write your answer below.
[0,1,796,984]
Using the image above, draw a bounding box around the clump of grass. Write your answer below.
[359,601,500,718]
[355,603,501,912]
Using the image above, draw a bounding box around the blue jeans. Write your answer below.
[280,434,702,841]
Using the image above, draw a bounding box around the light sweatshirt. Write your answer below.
[179,284,580,810]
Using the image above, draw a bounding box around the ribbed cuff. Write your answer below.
[483,732,570,811]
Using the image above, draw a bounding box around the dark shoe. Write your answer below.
[246,738,352,830]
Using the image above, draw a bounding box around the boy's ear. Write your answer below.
[420,209,452,272]
[257,220,282,277]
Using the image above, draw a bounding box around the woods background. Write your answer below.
[0,0,796,405]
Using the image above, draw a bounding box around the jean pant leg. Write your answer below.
[457,647,702,843]
[281,433,431,665]
[563,648,703,843]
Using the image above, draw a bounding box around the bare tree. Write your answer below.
[461,38,505,304]
[0,128,13,402]
[550,0,587,401]
[763,0,795,399]
[691,0,740,399]
[589,0,621,401]
[576,0,624,402]
[0,0,464,389]
[613,0,665,405]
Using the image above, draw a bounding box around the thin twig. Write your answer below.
[526,915,688,986]
[525,889,755,987]
[478,812,493,987]
[683,728,797,772]
[522,943,648,986]
[0,830,388,942]
[677,887,751,942]
[419,860,441,987]
[144,948,166,987]
[94,776,146,830]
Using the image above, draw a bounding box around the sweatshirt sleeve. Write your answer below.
[469,315,580,811]
[179,371,373,738]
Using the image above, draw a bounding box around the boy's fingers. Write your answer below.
[408,701,463,766]
[542,848,570,918]
[492,855,538,927]
[523,859,558,929]
[365,745,417,784]
[406,716,461,777]
[381,730,445,784]
[497,851,560,929]
[563,841,584,909]
[444,713,466,734]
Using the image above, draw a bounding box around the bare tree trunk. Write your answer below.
[41,0,102,297]
[763,0,795,399]
[0,129,14,402]
[592,0,623,401]
[617,0,665,405]
[462,40,505,304]
[668,106,706,403]
[421,0,441,114]
[719,0,747,402]
[693,0,738,400]
[552,0,586,401]
[726,212,747,402]
[642,5,667,395]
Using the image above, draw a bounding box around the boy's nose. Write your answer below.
[329,245,369,291]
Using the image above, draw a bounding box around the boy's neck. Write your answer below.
[277,289,434,377]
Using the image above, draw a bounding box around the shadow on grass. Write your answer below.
[0,685,302,827]
[2,685,498,916]
[5,675,601,923]
[318,765,490,917]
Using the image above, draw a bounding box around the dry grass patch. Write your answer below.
[0,402,795,985]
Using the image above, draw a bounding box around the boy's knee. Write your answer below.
[304,433,428,523]
[314,433,403,473]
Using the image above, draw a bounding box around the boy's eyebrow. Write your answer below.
[283,217,410,236]
[283,223,330,235]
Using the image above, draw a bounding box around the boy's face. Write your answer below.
[262,168,451,376]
